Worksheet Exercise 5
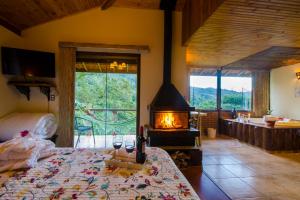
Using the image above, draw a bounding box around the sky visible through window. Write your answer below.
[190,75,252,110]
[190,76,252,92]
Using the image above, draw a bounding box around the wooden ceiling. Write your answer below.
[0,0,185,35]
[224,46,300,71]
[187,0,300,69]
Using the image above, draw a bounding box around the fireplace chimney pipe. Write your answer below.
[160,0,176,85]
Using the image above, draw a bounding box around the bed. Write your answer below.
[0,147,200,200]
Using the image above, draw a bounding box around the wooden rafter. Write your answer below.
[101,0,117,10]
[0,0,187,31]
[0,17,21,35]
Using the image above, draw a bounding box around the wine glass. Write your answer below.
[112,135,123,151]
[125,138,135,154]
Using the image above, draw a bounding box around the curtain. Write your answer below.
[252,71,270,117]
[57,46,76,147]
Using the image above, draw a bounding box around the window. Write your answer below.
[189,73,253,111]
[221,77,252,111]
[190,76,217,110]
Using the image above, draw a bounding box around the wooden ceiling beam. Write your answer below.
[0,0,187,31]
[223,46,300,70]
[101,0,117,10]
[182,0,225,45]
[0,17,21,36]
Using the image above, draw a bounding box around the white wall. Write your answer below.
[270,64,300,119]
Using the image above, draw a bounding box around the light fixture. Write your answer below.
[110,61,127,70]
[296,72,300,80]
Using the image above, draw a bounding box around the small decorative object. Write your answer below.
[263,115,278,126]
[296,72,300,80]
[20,130,29,137]
[247,113,251,123]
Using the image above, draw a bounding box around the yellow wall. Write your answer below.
[0,27,24,117]
[0,7,187,125]
[172,11,188,98]
[270,64,300,119]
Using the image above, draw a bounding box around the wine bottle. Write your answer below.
[232,108,237,119]
[136,126,146,164]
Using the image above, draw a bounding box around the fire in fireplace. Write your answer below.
[154,111,189,129]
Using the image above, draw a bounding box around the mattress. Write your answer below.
[0,147,200,200]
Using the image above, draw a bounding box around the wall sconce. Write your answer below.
[297,72,300,80]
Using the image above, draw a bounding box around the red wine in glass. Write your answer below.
[125,145,135,153]
[125,139,135,153]
[112,135,123,150]
[113,142,122,149]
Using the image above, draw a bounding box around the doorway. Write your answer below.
[74,52,140,148]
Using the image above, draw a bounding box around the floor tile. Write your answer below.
[240,177,289,196]
[223,164,256,177]
[213,178,264,199]
[203,165,236,179]
[202,136,300,200]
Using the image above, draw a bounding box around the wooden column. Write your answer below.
[57,46,76,147]
[252,71,270,117]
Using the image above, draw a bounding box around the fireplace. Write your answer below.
[153,111,189,129]
[147,0,199,147]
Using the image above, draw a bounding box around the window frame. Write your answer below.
[189,75,218,111]
[189,72,253,112]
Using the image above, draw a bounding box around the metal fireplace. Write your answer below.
[147,0,199,147]
[148,83,198,146]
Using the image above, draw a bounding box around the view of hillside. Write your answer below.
[75,72,137,136]
[190,87,251,110]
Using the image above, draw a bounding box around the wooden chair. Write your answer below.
[74,116,95,148]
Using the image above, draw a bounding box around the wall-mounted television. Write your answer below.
[1,47,55,78]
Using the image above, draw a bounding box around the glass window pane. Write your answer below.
[190,75,217,110]
[221,77,252,111]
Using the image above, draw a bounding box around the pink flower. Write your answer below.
[177,183,191,197]
[20,130,29,137]
[50,187,65,200]
[159,194,176,200]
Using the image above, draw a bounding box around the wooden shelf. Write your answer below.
[8,81,56,101]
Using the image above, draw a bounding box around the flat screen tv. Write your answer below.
[1,47,55,78]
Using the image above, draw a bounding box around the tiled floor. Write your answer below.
[74,135,136,148]
[202,136,300,200]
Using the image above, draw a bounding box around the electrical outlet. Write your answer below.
[50,94,55,101]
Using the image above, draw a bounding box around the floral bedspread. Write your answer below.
[0,147,200,200]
